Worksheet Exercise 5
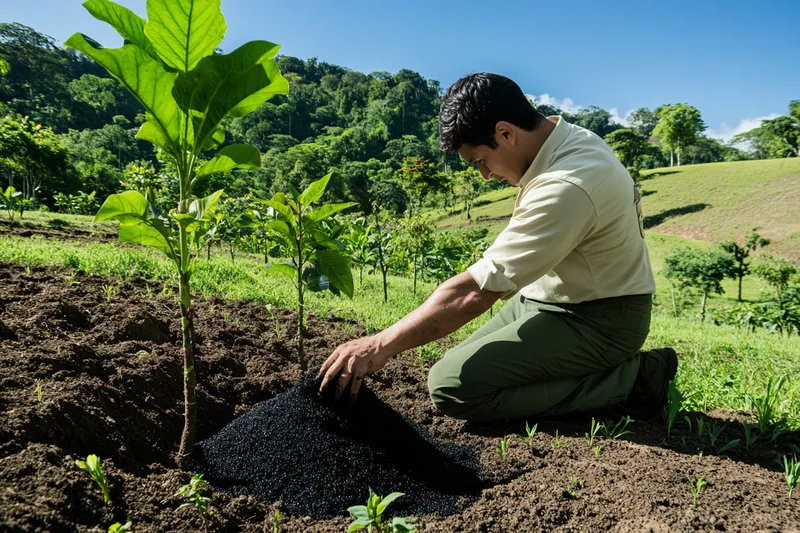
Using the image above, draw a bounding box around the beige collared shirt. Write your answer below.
[467,116,656,303]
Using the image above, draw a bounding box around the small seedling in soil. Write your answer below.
[272,509,281,533]
[515,421,538,448]
[176,474,213,533]
[601,416,634,441]
[585,418,604,447]
[748,376,785,435]
[562,477,583,500]
[34,380,42,403]
[265,304,281,340]
[695,416,705,439]
[593,445,603,459]
[717,439,740,454]
[75,454,110,504]
[686,475,707,509]
[108,522,133,532]
[706,420,726,446]
[665,381,685,436]
[496,436,511,461]
[101,284,118,302]
[783,455,799,497]
[742,422,759,450]
[551,430,571,449]
[347,487,415,532]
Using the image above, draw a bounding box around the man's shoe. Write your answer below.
[623,347,678,419]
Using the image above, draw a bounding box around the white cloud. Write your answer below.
[526,94,633,125]
[705,114,781,143]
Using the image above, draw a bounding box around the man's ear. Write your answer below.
[495,121,516,146]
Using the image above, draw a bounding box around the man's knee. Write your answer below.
[427,356,481,420]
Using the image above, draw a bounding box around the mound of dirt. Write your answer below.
[194,371,484,519]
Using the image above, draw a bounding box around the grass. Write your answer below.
[2,233,800,429]
[5,210,117,232]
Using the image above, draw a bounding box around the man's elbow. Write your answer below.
[440,272,502,315]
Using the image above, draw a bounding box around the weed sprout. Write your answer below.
[75,454,110,504]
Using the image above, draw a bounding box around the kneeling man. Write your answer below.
[320,73,677,421]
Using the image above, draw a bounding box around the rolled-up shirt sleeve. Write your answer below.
[467,178,597,299]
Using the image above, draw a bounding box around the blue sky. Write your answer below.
[5,0,798,141]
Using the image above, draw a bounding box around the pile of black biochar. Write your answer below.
[193,369,484,519]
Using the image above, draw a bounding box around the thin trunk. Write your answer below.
[297,239,306,372]
[700,292,708,322]
[359,266,363,286]
[670,150,674,167]
[738,275,743,302]
[207,241,211,261]
[467,200,471,220]
[382,267,388,303]
[671,286,678,316]
[229,242,234,262]
[176,270,197,468]
[413,253,417,294]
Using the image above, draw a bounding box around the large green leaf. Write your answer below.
[266,219,292,238]
[82,0,161,63]
[195,145,260,178]
[144,0,226,72]
[268,263,298,279]
[262,199,294,223]
[64,36,180,153]
[172,40,288,149]
[299,172,331,206]
[377,492,404,515]
[189,189,223,220]
[305,202,357,224]
[316,249,354,298]
[119,221,176,260]
[93,190,148,222]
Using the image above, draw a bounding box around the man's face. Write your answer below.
[456,124,523,186]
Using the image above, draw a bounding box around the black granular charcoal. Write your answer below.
[193,369,484,519]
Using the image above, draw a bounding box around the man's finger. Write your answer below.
[334,370,352,401]
[318,348,339,377]
[320,353,347,392]
[348,374,364,406]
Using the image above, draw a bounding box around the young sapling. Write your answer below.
[601,416,634,441]
[347,487,415,532]
[176,474,213,533]
[686,475,707,509]
[783,455,799,497]
[497,435,511,461]
[76,454,111,504]
[515,421,538,448]
[585,418,603,447]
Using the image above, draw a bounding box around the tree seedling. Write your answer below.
[176,474,213,533]
[515,421,538,448]
[108,522,133,533]
[585,418,604,447]
[347,487,415,532]
[748,376,786,436]
[593,446,603,459]
[742,422,759,450]
[262,173,357,369]
[75,454,110,504]
[68,0,288,469]
[101,284,118,302]
[686,475,707,509]
[665,380,685,436]
[601,416,634,441]
[497,436,511,461]
[783,455,799,497]
[551,430,570,449]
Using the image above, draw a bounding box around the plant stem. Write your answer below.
[296,221,306,370]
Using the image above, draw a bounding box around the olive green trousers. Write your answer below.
[427,294,652,421]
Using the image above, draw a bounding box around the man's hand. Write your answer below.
[318,335,392,402]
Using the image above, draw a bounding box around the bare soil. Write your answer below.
[1,263,798,532]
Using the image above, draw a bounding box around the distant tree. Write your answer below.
[754,255,798,306]
[732,126,795,159]
[452,167,483,219]
[604,128,650,171]
[719,229,771,301]
[628,108,659,138]
[682,136,749,165]
[664,249,735,321]
[652,104,706,166]
[571,106,621,137]
[760,115,799,157]
[394,157,447,214]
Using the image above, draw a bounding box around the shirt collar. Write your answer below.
[518,115,570,188]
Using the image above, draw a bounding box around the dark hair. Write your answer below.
[439,73,543,153]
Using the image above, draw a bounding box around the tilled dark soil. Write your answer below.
[1,262,799,532]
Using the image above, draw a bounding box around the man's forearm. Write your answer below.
[374,271,502,357]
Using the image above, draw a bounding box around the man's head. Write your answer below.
[439,73,546,186]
